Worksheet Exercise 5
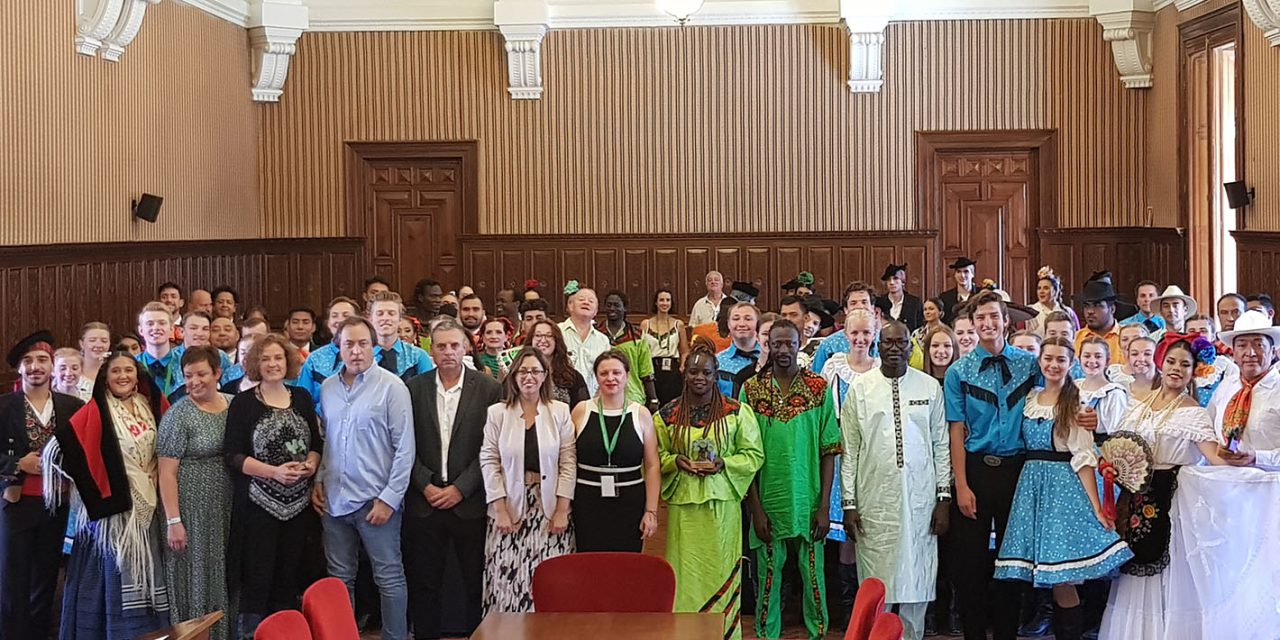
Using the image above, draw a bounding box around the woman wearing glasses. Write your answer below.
[479,347,577,614]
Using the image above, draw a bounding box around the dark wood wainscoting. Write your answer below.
[1038,227,1187,303]
[1234,231,1280,296]
[462,232,938,316]
[0,238,363,352]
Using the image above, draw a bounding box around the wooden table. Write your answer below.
[135,611,224,640]
[471,612,722,639]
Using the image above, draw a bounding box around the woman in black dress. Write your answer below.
[569,350,660,552]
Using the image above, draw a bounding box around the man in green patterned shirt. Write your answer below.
[741,319,842,639]
[599,291,659,411]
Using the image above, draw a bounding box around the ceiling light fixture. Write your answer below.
[656,0,705,25]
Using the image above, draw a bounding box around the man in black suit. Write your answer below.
[0,331,84,639]
[938,256,980,325]
[875,262,925,332]
[403,318,502,639]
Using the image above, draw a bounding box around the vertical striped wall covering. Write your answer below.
[1243,17,1280,231]
[0,1,259,246]
[258,19,1149,237]
[1143,0,1280,233]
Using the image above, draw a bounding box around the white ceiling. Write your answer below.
[181,0,1095,31]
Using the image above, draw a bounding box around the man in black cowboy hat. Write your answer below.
[0,331,84,638]
[729,280,760,305]
[939,257,979,325]
[875,262,925,332]
[1074,271,1124,365]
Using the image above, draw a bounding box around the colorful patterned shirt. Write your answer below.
[600,321,655,405]
[739,370,842,546]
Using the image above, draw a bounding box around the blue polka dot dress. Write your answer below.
[994,391,1133,587]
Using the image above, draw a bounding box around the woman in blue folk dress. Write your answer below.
[994,338,1133,640]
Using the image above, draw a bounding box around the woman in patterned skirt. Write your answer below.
[480,347,577,613]
[994,339,1133,640]
[655,342,764,639]
[223,335,321,639]
[157,346,234,640]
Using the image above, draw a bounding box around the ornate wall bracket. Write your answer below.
[248,0,310,102]
[1092,1,1156,89]
[494,1,551,100]
[1243,0,1280,46]
[76,0,127,56]
[841,1,895,93]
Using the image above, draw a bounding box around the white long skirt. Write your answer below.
[1099,572,1167,640]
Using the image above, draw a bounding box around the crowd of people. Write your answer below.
[1,257,1277,640]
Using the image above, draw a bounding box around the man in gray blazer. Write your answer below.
[403,318,502,639]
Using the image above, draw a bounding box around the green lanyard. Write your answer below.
[596,399,629,467]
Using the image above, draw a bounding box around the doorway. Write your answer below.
[917,131,1056,303]
[344,142,478,298]
[1181,6,1243,304]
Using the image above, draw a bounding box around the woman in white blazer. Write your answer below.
[480,346,577,614]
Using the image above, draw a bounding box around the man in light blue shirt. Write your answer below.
[315,316,415,640]
[1119,280,1166,333]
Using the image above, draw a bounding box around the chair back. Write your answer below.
[868,611,904,640]
[843,576,886,640]
[532,552,676,612]
[302,577,360,640]
[254,610,313,640]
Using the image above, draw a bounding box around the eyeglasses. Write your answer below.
[516,368,546,378]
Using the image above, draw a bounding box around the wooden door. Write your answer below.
[345,143,477,298]
[1180,6,1243,305]
[918,132,1054,305]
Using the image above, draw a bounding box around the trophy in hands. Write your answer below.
[690,437,718,472]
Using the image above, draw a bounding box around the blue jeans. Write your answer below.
[323,502,408,640]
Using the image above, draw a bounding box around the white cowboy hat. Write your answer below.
[1151,285,1198,318]
[1218,309,1280,346]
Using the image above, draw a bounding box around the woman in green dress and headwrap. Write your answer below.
[655,342,763,640]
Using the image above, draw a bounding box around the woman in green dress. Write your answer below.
[157,346,234,640]
[655,342,764,640]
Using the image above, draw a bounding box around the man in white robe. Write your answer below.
[839,321,952,640]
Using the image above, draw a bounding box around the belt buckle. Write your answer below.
[982,455,1002,467]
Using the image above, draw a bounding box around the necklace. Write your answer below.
[1129,388,1183,430]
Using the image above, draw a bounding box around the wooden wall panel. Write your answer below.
[1234,231,1280,296]
[261,20,1147,236]
[0,1,260,245]
[461,232,936,317]
[0,239,362,354]
[1038,227,1187,306]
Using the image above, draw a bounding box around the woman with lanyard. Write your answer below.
[569,350,660,552]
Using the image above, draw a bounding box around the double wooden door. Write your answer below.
[918,132,1053,304]
[346,142,477,298]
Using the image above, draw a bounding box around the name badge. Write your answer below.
[661,359,673,372]
[600,474,617,498]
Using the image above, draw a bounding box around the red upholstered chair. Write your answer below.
[531,552,676,612]
[868,611,904,640]
[844,576,887,640]
[254,609,313,640]
[302,577,360,640]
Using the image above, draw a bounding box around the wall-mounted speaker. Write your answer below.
[133,193,163,223]
[1223,181,1255,209]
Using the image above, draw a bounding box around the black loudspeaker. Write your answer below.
[132,193,163,223]
[1223,181,1255,209]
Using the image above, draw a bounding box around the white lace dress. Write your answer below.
[1098,400,1215,640]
